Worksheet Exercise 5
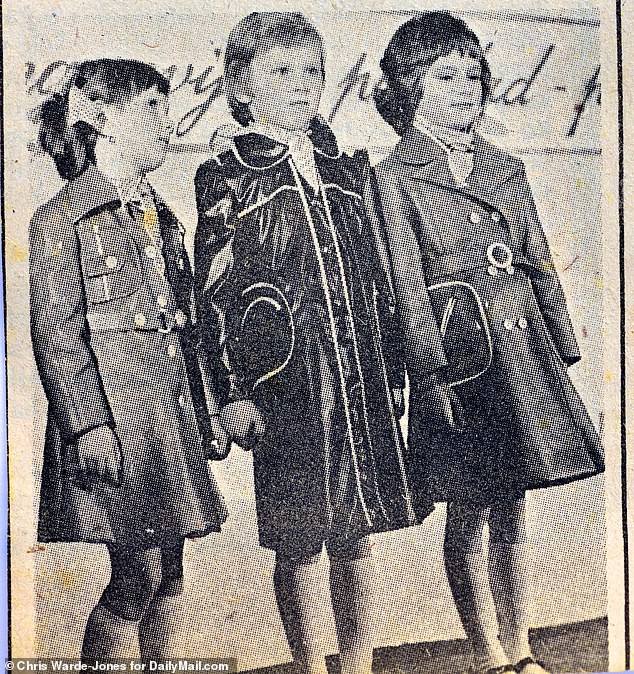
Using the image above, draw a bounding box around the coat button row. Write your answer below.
[470,211,502,225]
[503,317,528,330]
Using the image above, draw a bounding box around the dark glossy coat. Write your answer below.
[31,165,227,545]
[368,127,604,505]
[194,124,430,553]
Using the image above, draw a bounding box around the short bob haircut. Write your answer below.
[224,12,326,127]
[375,12,491,136]
[38,59,170,181]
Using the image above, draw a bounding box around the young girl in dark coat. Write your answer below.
[194,13,428,674]
[367,13,604,674]
[31,59,227,661]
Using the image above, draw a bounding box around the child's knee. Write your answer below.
[444,501,489,555]
[102,546,163,621]
[101,568,162,620]
[327,535,373,562]
[489,497,527,545]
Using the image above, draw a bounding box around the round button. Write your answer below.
[507,266,515,275]
[134,313,147,328]
[487,265,498,277]
[503,318,515,330]
[167,344,177,358]
[491,211,501,223]
[145,245,157,259]
[157,294,168,308]
[518,317,528,330]
[174,310,187,327]
[105,255,118,269]
[178,395,186,407]
[469,212,481,225]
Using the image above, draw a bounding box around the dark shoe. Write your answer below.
[514,657,550,673]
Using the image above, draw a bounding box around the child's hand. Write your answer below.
[206,416,231,461]
[219,400,265,452]
[75,425,122,488]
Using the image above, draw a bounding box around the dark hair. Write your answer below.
[38,59,170,180]
[375,12,491,135]
[224,12,325,126]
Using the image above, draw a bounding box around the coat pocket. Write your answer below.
[78,227,143,304]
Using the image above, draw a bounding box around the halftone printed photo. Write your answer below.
[1,1,630,673]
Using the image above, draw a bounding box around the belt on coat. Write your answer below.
[424,248,546,284]
[86,310,189,333]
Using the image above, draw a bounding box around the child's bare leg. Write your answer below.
[329,536,374,674]
[139,539,186,662]
[444,502,509,671]
[488,498,546,672]
[82,545,162,661]
[273,549,329,674]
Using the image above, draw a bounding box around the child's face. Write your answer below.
[102,85,173,175]
[415,51,483,132]
[245,41,324,132]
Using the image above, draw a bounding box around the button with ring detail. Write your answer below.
[486,242,514,276]
[518,317,528,329]
[469,212,481,225]
[503,318,515,330]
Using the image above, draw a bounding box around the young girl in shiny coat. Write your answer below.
[367,13,604,674]
[194,13,428,674]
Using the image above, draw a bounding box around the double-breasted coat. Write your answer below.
[31,165,227,545]
[194,122,429,554]
[367,127,604,505]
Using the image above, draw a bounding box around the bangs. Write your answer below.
[75,59,170,106]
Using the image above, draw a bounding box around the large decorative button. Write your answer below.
[134,313,147,328]
[167,344,177,358]
[487,265,498,277]
[503,318,515,330]
[491,211,501,223]
[174,310,187,327]
[469,212,481,225]
[157,294,168,308]
[145,245,157,259]
[105,255,118,269]
[518,317,528,330]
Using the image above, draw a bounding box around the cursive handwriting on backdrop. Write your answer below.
[26,43,600,145]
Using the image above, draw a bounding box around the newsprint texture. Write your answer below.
[2,2,632,673]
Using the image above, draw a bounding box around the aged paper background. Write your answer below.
[2,0,630,671]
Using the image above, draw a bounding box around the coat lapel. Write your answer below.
[393,127,524,215]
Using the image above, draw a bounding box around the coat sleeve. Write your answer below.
[517,168,581,365]
[364,166,448,384]
[193,158,242,405]
[29,200,115,442]
[355,154,405,389]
